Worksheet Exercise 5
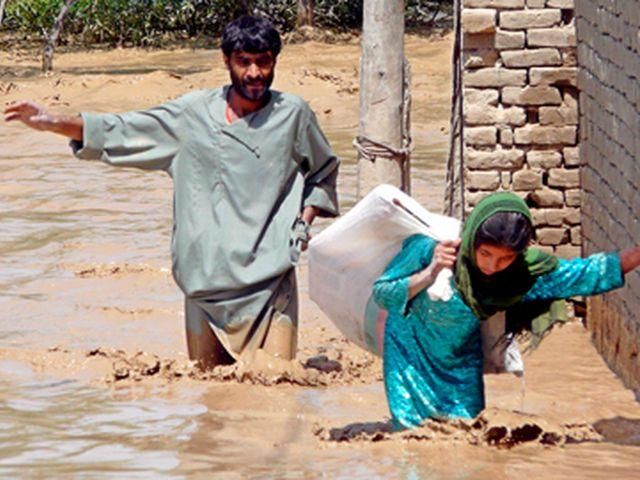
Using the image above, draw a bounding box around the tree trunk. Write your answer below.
[42,0,75,73]
[0,0,8,26]
[356,0,409,198]
[296,0,314,28]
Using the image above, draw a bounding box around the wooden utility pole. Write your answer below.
[356,0,410,198]
[296,0,314,28]
[42,0,75,73]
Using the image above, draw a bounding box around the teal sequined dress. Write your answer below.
[373,234,624,430]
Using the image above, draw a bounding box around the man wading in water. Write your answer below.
[4,16,340,369]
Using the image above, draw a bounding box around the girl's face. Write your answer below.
[474,243,519,276]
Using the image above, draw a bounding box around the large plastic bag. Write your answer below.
[308,184,459,355]
[308,184,523,376]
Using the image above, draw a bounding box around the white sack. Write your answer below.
[308,184,459,355]
[308,184,524,376]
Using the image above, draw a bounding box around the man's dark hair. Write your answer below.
[221,16,282,58]
[474,211,533,253]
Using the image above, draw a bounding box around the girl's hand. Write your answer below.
[430,238,461,274]
[620,246,640,274]
[408,238,461,300]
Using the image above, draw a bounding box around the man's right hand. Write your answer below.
[4,101,54,131]
[4,101,83,140]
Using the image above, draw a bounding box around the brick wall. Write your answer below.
[455,0,640,389]
[575,0,640,391]
[460,0,580,257]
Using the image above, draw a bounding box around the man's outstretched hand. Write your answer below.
[4,101,83,140]
[4,101,54,130]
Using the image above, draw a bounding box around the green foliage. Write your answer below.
[4,0,65,36]
[2,0,450,46]
[406,0,453,27]
[313,0,364,30]
[244,1,290,33]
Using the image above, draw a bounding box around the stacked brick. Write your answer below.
[575,1,640,392]
[461,0,580,257]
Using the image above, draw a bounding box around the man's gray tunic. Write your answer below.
[71,87,339,356]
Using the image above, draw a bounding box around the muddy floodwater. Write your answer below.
[1,35,639,478]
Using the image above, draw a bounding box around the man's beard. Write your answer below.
[230,70,274,101]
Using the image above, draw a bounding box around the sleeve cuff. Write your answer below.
[303,185,339,217]
[69,112,105,160]
[610,251,625,289]
[373,277,410,314]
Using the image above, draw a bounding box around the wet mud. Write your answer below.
[316,408,602,449]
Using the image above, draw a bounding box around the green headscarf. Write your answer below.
[454,192,567,351]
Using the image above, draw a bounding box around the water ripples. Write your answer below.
[0,361,205,479]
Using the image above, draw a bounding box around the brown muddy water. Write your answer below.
[1,37,639,478]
